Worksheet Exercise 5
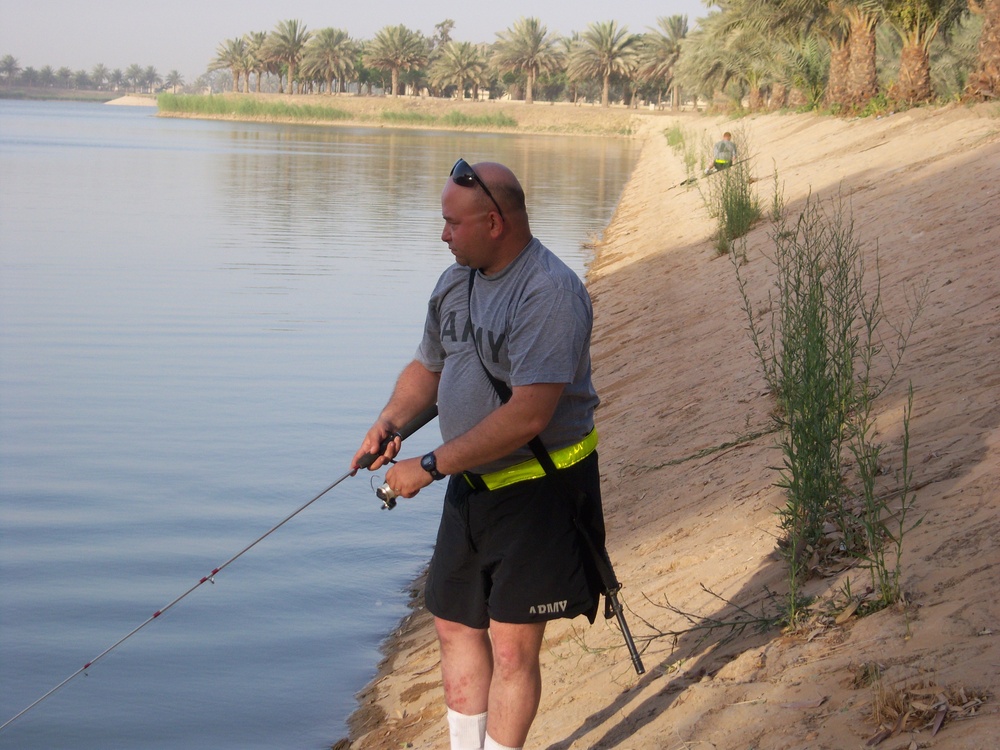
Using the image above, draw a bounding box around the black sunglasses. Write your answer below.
[450,158,504,219]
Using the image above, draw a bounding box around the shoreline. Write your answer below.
[155,92,673,138]
[342,102,1000,748]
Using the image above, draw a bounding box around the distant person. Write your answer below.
[708,131,737,173]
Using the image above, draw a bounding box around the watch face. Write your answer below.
[421,452,441,478]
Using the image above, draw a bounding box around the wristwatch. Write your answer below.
[420,451,445,480]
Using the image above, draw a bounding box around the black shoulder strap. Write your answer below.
[467,270,556,473]
[467,275,645,676]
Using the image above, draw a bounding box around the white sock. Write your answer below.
[447,707,488,750]
[484,734,522,750]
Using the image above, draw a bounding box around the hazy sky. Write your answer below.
[0,0,710,82]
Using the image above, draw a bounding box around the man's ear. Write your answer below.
[488,211,504,238]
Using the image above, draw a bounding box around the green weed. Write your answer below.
[732,192,925,616]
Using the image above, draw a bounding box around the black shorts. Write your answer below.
[425,452,605,629]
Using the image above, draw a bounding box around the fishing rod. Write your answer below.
[669,154,756,189]
[0,403,439,734]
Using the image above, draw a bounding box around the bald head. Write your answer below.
[471,162,526,217]
[441,159,534,275]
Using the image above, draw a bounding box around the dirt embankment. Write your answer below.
[346,102,1000,750]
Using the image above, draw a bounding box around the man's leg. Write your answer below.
[436,617,492,749]
[436,616,494,713]
[484,619,547,748]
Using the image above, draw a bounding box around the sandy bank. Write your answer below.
[345,103,1000,749]
[105,94,158,107]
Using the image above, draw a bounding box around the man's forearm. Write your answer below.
[379,360,440,430]
[433,382,564,475]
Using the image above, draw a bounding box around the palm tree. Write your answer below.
[354,41,378,95]
[675,10,749,107]
[245,31,269,92]
[91,63,109,90]
[844,2,881,105]
[783,34,831,107]
[639,15,688,109]
[266,19,311,94]
[109,68,124,91]
[560,33,585,103]
[703,0,848,107]
[491,17,563,104]
[39,66,56,88]
[432,19,456,51]
[364,24,429,96]
[303,27,357,94]
[967,0,1000,98]
[124,64,144,92]
[143,66,161,93]
[569,20,641,106]
[165,70,184,93]
[430,40,488,98]
[0,54,19,86]
[211,37,249,92]
[883,0,967,102]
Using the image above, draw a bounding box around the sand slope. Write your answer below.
[348,104,1000,750]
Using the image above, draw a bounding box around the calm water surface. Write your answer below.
[0,100,637,749]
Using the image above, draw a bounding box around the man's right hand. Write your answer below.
[351,421,401,472]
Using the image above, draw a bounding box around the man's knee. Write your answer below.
[436,617,490,659]
[488,621,546,676]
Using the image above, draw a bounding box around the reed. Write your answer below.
[732,192,925,623]
[157,93,352,121]
[663,124,699,182]
[379,110,437,124]
[439,110,518,128]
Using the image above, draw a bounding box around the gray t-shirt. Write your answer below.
[416,237,599,475]
[713,138,737,162]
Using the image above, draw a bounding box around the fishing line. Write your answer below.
[1,403,438,733]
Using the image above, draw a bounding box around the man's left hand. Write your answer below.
[384,457,434,499]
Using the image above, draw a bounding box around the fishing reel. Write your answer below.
[372,477,398,510]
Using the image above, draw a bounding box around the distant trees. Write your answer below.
[4,5,997,108]
[429,41,488,99]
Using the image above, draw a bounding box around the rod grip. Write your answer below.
[356,403,439,469]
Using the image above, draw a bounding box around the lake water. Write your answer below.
[0,100,638,749]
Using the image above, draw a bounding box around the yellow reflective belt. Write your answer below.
[466,428,598,491]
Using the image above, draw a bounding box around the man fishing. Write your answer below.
[707,131,737,173]
[353,158,608,750]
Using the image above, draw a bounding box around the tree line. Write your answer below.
[204,3,999,110]
[2,2,997,110]
[203,17,687,108]
[0,58,184,94]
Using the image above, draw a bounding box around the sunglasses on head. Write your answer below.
[450,158,504,219]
